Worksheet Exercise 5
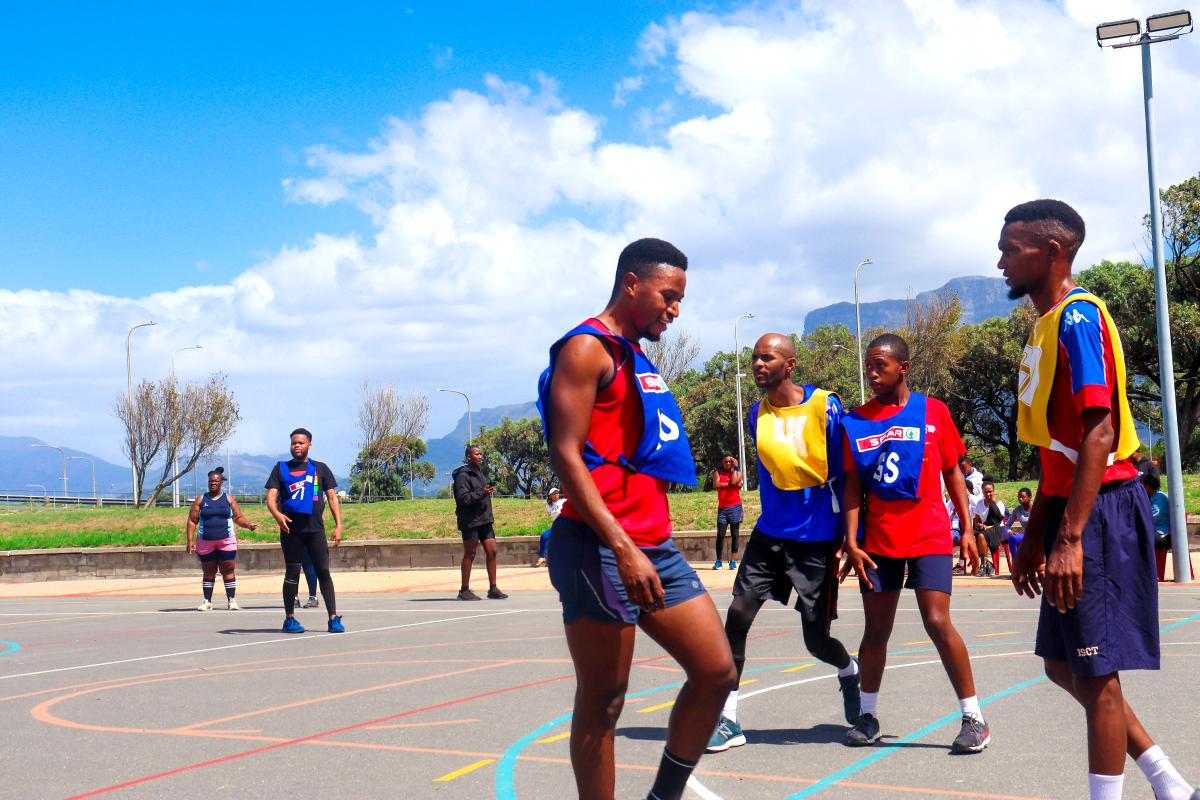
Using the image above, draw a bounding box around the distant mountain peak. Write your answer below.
[803,275,1015,334]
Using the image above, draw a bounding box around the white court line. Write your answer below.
[0,608,547,617]
[0,609,524,682]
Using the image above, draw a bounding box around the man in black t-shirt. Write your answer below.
[265,427,345,633]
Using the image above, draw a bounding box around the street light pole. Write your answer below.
[733,313,756,478]
[438,388,473,446]
[126,320,157,506]
[1098,10,1193,582]
[853,259,875,406]
[26,484,47,508]
[69,456,97,503]
[31,444,68,497]
[170,345,203,508]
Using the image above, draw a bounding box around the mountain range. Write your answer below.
[803,275,1016,334]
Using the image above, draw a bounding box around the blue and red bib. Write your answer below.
[279,460,318,515]
[842,393,927,501]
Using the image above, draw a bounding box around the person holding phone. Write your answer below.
[452,445,507,600]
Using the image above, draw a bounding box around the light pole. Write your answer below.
[31,444,68,497]
[852,258,875,406]
[170,344,202,508]
[26,484,47,508]
[69,456,97,503]
[1098,10,1193,582]
[126,320,157,506]
[733,313,756,478]
[438,388,473,445]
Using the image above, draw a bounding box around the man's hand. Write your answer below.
[484,485,496,496]
[275,514,292,534]
[615,547,665,613]
[1045,535,1083,613]
[839,547,877,590]
[331,524,343,548]
[1010,538,1045,599]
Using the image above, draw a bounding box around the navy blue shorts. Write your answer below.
[1035,479,1160,677]
[860,553,953,594]
[717,504,744,525]
[198,548,236,563]
[547,516,707,625]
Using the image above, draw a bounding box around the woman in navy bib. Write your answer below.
[185,467,258,611]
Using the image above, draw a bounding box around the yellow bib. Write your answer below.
[1016,290,1139,463]
[754,389,834,490]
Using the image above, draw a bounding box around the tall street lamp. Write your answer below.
[170,344,203,508]
[126,320,157,505]
[733,313,756,477]
[852,258,875,406]
[1098,10,1193,582]
[69,456,97,504]
[438,388,474,446]
[31,444,68,497]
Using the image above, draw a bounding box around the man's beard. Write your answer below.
[1007,283,1029,300]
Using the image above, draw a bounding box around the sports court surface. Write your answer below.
[1,568,1198,799]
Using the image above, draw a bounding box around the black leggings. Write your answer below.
[280,529,336,615]
[724,595,850,683]
[716,522,741,560]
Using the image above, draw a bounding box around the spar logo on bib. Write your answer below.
[854,426,921,452]
[637,373,669,393]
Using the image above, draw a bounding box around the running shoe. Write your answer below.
[281,617,305,634]
[952,564,966,576]
[950,715,990,753]
[712,560,723,570]
[227,598,241,611]
[705,716,746,753]
[457,589,482,601]
[534,557,547,567]
[838,657,862,724]
[197,600,213,612]
[303,596,320,608]
[728,559,737,571]
[327,615,345,633]
[845,713,881,747]
[487,587,509,600]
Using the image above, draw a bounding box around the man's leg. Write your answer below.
[846,588,899,746]
[714,520,727,565]
[460,536,479,592]
[719,594,764,733]
[563,617,636,800]
[302,550,318,601]
[302,530,337,619]
[639,593,738,800]
[728,521,740,563]
[279,531,304,625]
[482,537,499,588]
[914,588,976,700]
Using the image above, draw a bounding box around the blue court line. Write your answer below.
[0,641,20,657]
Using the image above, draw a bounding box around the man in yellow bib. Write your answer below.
[707,333,860,752]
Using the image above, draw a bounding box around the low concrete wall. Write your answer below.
[3,524,1198,583]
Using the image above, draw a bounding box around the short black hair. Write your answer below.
[982,480,995,490]
[1018,487,1033,497]
[1141,471,1161,492]
[290,427,312,441]
[464,444,481,458]
[610,238,687,300]
[1004,199,1086,263]
[958,454,972,465]
[207,466,225,479]
[866,333,910,362]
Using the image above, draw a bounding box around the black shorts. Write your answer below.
[461,524,496,542]
[732,529,840,625]
[978,525,1005,551]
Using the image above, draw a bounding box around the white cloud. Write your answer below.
[7,0,1199,474]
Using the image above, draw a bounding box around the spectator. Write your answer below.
[535,487,565,567]
[959,454,984,500]
[1006,487,1033,560]
[452,444,507,600]
[948,473,969,575]
[972,481,1006,577]
[712,454,743,570]
[1142,471,1194,582]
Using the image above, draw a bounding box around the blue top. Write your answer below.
[1150,491,1170,536]
[198,492,233,541]
[842,393,928,501]
[748,390,843,542]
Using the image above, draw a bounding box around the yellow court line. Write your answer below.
[433,758,496,782]
[738,679,758,686]
[902,640,933,646]
[638,700,676,714]
[782,664,815,674]
[537,732,571,744]
[976,631,1017,638]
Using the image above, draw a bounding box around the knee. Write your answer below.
[922,611,952,640]
[577,684,628,729]
[1072,673,1122,709]
[284,563,302,580]
[688,656,739,696]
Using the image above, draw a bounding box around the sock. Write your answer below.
[223,580,236,599]
[1088,773,1124,800]
[723,690,739,723]
[837,659,860,678]
[647,748,698,800]
[202,580,214,601]
[959,695,983,722]
[860,690,878,717]
[1136,745,1194,800]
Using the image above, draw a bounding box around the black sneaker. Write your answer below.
[457,589,481,601]
[838,657,862,725]
[486,587,509,600]
[950,715,990,753]
[845,713,881,747]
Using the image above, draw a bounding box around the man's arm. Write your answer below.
[452,470,484,505]
[265,487,290,534]
[838,437,876,588]
[324,488,343,547]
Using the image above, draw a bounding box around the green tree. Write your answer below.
[674,349,762,490]
[349,435,434,500]
[475,417,553,497]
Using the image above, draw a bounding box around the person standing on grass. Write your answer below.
[186,466,257,611]
[539,237,736,800]
[1002,198,1198,800]
[265,428,345,634]
[453,445,507,600]
[840,333,989,754]
[711,454,743,571]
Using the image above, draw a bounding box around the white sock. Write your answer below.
[1136,745,1194,800]
[723,690,738,723]
[959,695,983,722]
[860,690,878,717]
[837,659,859,678]
[1088,773,1124,800]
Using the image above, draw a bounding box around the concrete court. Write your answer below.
[0,566,1198,800]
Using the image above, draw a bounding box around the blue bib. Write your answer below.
[537,320,697,486]
[842,393,927,501]
[198,492,233,541]
[279,461,317,515]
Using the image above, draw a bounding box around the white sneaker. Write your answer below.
[197,600,213,612]
[227,598,241,611]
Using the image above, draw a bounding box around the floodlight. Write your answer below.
[1096,18,1141,41]
[1147,9,1192,32]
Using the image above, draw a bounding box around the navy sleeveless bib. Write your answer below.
[843,393,927,501]
[279,461,318,515]
[198,492,234,541]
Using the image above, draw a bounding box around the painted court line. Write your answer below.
[0,641,20,657]
[0,610,523,681]
[433,758,496,782]
[537,732,570,744]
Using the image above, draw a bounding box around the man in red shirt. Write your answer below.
[712,454,743,570]
[840,333,989,753]
[540,238,736,800]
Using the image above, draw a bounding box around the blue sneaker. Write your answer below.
[838,657,862,724]
[327,615,345,633]
[706,715,746,753]
[281,617,305,634]
[712,559,723,570]
[728,559,737,571]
